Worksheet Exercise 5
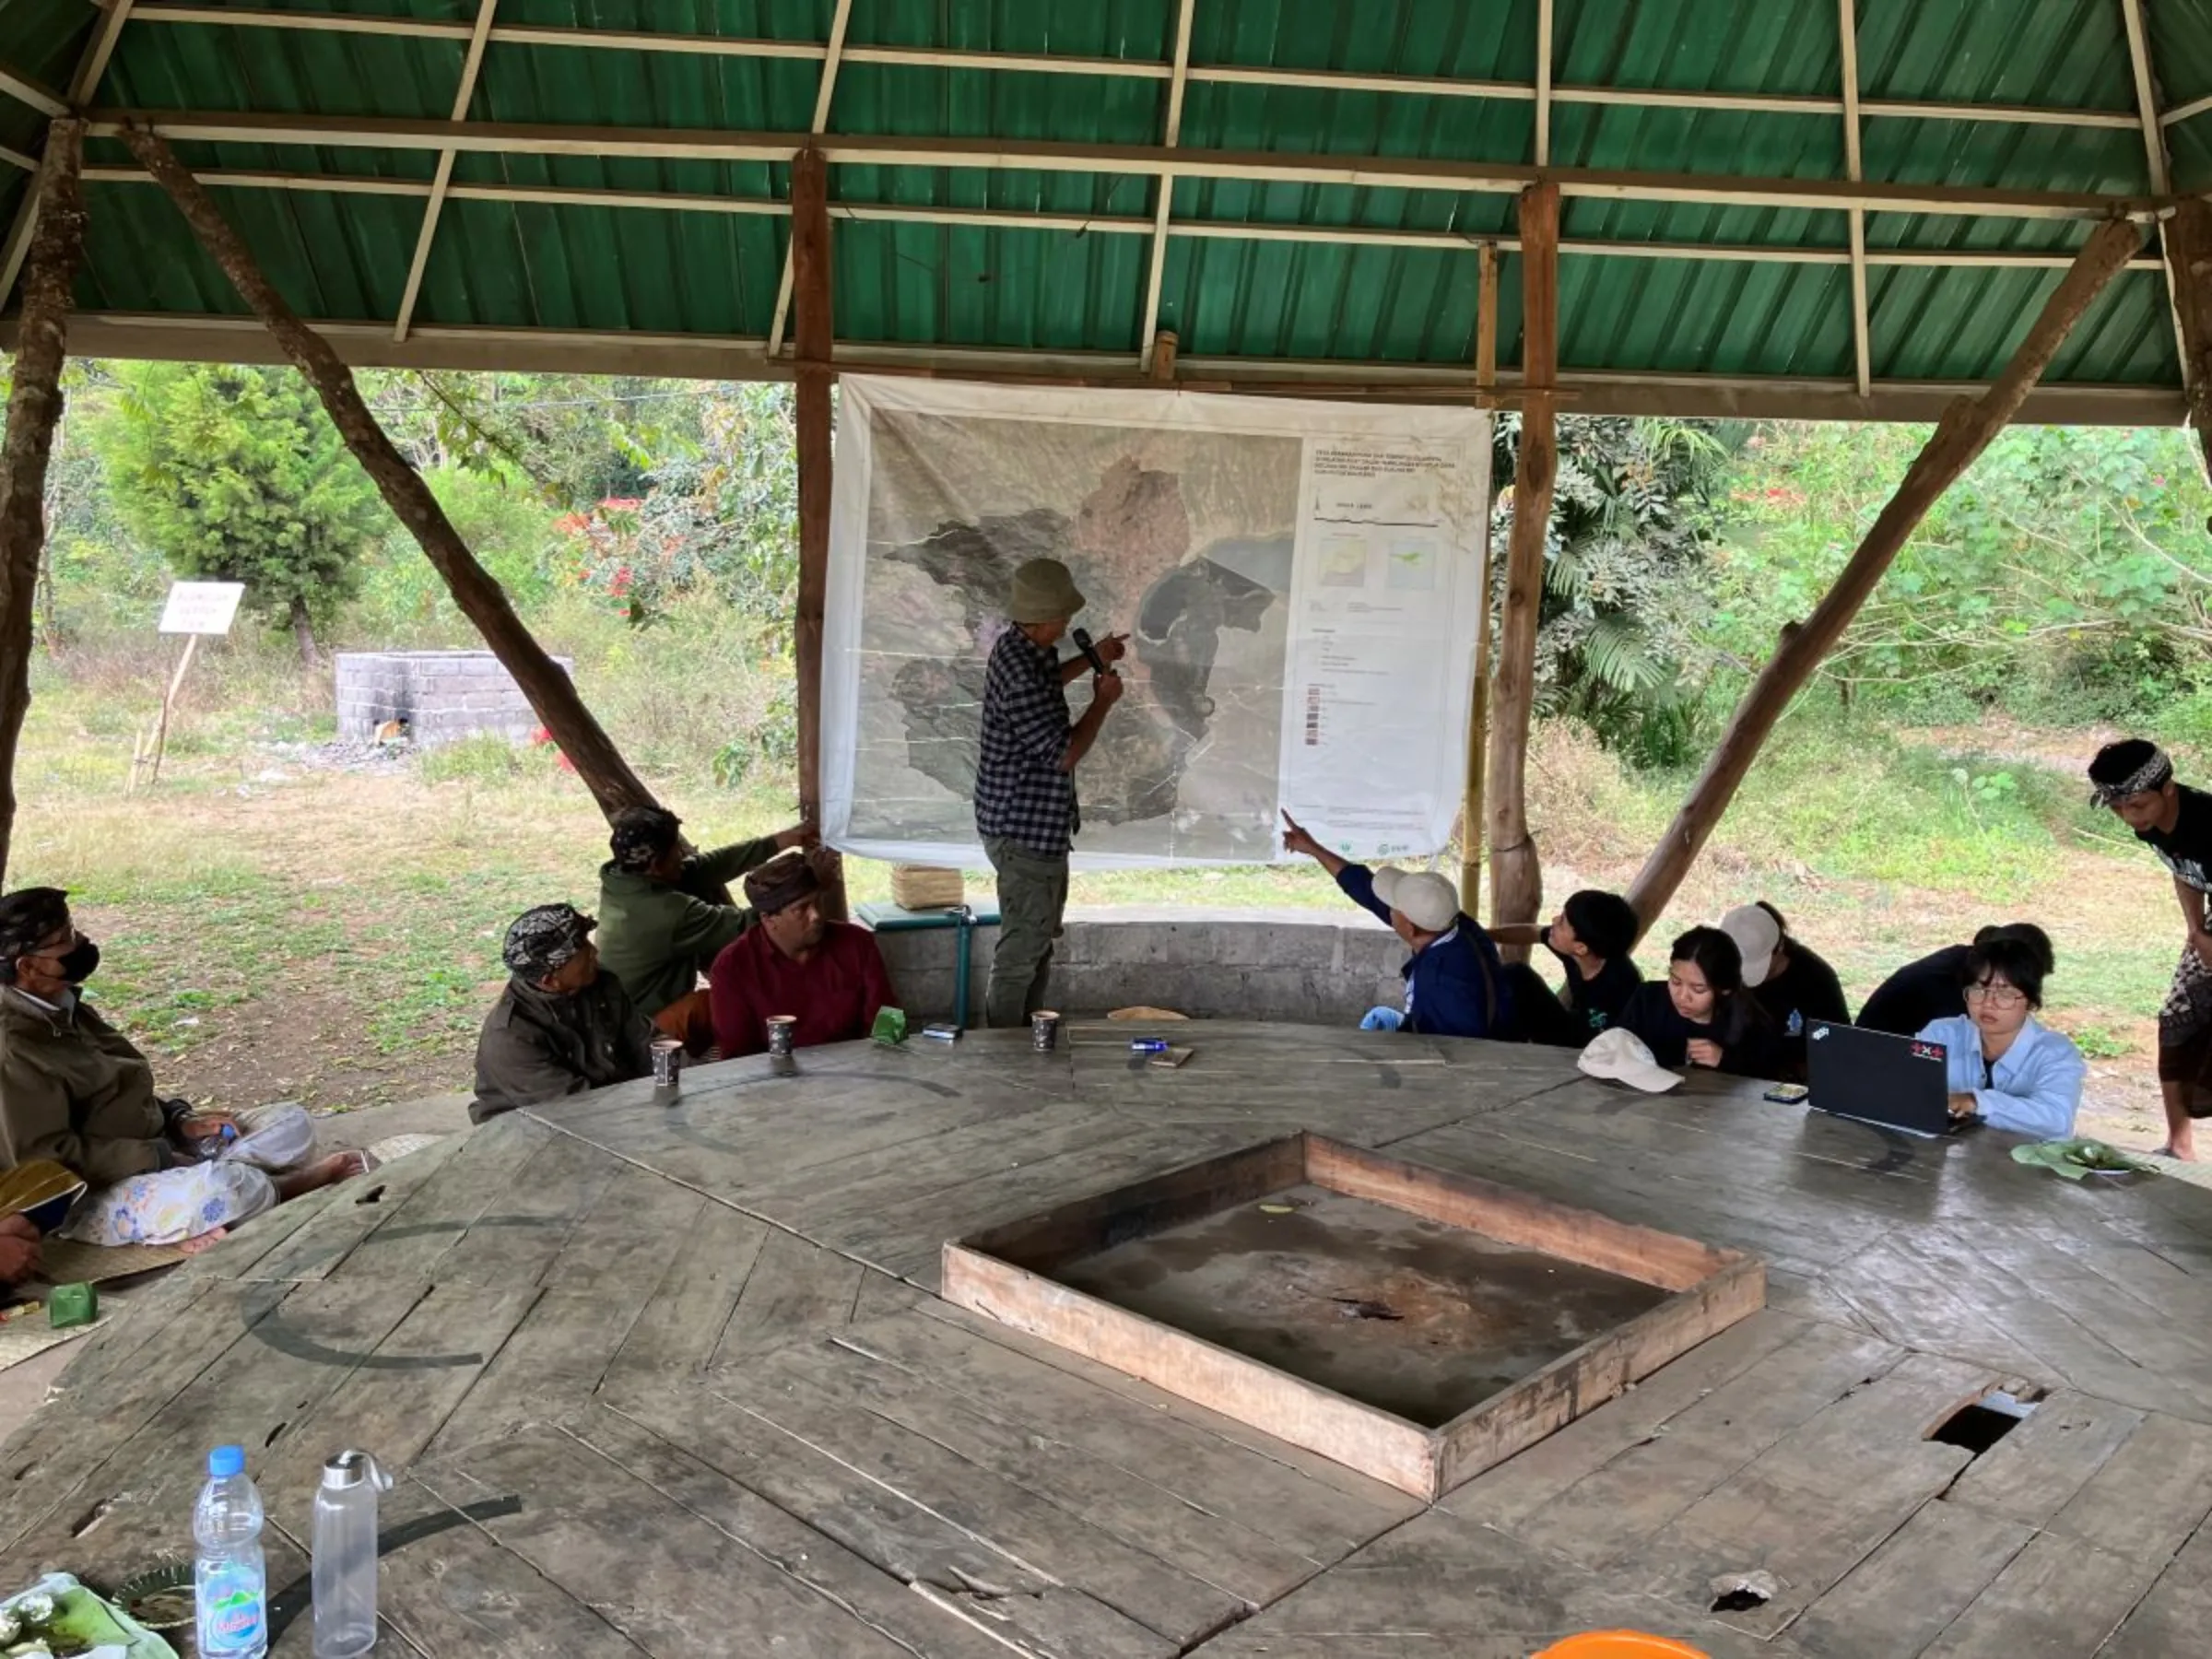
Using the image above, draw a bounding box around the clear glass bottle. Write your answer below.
[194,1443,268,1659]
[312,1450,391,1657]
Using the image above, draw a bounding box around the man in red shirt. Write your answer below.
[709,852,896,1057]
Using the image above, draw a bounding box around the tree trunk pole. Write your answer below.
[0,119,88,887]
[1626,215,2147,937]
[1484,184,1559,956]
[2168,198,2212,484]
[117,122,661,822]
[1458,241,1501,914]
[791,146,847,920]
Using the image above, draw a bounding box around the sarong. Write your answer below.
[2158,947,2212,1119]
[59,1102,319,1246]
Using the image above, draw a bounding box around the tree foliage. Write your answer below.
[1494,414,1739,764]
[91,362,387,661]
[1716,423,2212,724]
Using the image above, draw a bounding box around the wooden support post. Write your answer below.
[2168,199,2212,482]
[1150,329,1179,382]
[0,119,87,886]
[145,631,200,788]
[1627,216,2147,935]
[117,123,662,823]
[791,146,846,919]
[1485,189,1558,950]
[1459,242,1500,913]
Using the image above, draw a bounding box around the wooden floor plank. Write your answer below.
[243,1134,469,1282]
[606,1382,1173,1659]
[601,1198,771,1389]
[372,1473,653,1656]
[836,1302,1410,1561]
[1441,1308,1811,1532]
[759,1334,1321,1604]
[2044,1410,2212,1560]
[413,1425,924,1658]
[1187,1510,1796,1659]
[338,1116,559,1283]
[2100,1521,2212,1656]
[1630,1354,1993,1638]
[421,1288,641,1463]
[1513,1320,1911,1568]
[709,1359,1245,1648]
[1943,1389,2145,1527]
[1921,1534,2159,1659]
[426,1131,629,1289]
[712,1227,867,1367]
[564,1405,1041,1659]
[1787,1499,2033,1658]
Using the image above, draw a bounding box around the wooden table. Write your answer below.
[3,1021,2207,1656]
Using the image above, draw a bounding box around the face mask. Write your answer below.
[55,939,99,983]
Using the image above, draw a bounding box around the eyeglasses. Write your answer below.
[1963,982,2027,1008]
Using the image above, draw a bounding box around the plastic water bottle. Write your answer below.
[312,1450,391,1656]
[194,1444,268,1659]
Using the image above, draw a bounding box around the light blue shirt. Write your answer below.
[1914,1014,2086,1140]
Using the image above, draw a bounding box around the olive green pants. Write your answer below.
[983,835,1069,1029]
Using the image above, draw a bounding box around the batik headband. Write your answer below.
[2089,747,2172,807]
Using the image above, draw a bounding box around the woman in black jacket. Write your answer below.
[1614,925,1783,1080]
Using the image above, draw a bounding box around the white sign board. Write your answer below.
[822,375,1492,869]
[158,582,247,637]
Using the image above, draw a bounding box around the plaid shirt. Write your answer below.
[975,625,1079,855]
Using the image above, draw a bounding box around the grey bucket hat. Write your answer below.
[1008,558,1086,624]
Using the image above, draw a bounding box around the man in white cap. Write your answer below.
[974,558,1128,1029]
[1280,811,1514,1040]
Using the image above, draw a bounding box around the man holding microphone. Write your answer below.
[975,558,1126,1028]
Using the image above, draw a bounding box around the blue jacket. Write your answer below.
[1915,1014,2087,1139]
[1336,865,1514,1041]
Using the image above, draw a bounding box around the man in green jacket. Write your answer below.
[472,903,656,1124]
[594,806,814,1053]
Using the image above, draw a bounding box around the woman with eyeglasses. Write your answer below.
[1913,933,2086,1138]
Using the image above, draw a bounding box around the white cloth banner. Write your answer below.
[822,375,1493,870]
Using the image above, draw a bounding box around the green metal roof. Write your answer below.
[2,0,2208,421]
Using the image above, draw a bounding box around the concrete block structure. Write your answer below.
[869,905,1407,1027]
[335,651,571,747]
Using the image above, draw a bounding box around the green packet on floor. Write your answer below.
[2011,1137,2157,1181]
[871,1006,909,1045]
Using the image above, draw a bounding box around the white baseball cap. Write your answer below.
[1578,1027,1682,1093]
[1718,903,1782,988]
[1371,867,1460,934]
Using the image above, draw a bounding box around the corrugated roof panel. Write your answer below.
[497,0,827,41]
[1198,0,1537,81]
[1557,253,1853,378]
[473,29,821,132]
[1860,0,2136,112]
[1873,264,2174,382]
[2153,0,2212,193]
[1556,0,1839,97]
[1165,238,1482,362]
[830,219,1149,352]
[832,65,1165,146]
[76,174,427,322]
[413,197,778,334]
[829,160,1145,222]
[856,0,1174,61]
[104,17,462,122]
[2175,116,2212,194]
[0,0,84,162]
[1552,106,1844,180]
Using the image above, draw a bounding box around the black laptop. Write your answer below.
[1805,1020,1976,1138]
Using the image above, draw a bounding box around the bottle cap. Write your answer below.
[321,1450,391,1492]
[207,1445,244,1478]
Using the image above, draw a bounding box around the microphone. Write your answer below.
[1071,627,1116,677]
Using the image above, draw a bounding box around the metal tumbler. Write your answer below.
[1031,1010,1060,1053]
[766,1015,797,1058]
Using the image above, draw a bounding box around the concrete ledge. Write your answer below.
[867,907,1404,1026]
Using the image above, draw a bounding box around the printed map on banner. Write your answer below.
[822,378,1490,869]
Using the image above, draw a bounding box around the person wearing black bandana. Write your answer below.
[2089,738,2212,1159]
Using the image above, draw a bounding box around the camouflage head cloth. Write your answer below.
[502,903,596,980]
[608,806,683,874]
